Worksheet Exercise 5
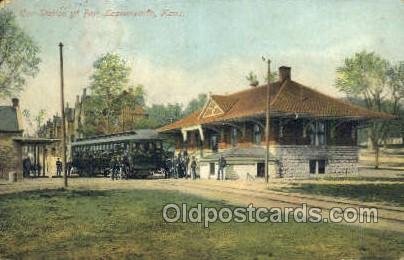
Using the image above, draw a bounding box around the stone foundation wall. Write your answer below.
[0,133,22,179]
[199,161,278,180]
[273,145,359,178]
[199,145,359,179]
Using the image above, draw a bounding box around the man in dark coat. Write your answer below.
[56,158,63,176]
[190,156,197,180]
[23,157,31,177]
[217,155,227,180]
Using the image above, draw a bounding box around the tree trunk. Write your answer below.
[374,144,380,169]
[369,124,381,169]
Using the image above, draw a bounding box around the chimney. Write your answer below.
[279,66,291,82]
[81,88,87,102]
[76,95,80,105]
[11,98,19,108]
[12,98,23,131]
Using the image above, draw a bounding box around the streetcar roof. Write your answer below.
[71,129,161,146]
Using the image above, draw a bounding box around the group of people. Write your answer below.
[164,151,227,180]
[164,151,198,179]
[22,149,228,180]
[109,153,131,180]
[22,157,42,177]
[22,157,66,177]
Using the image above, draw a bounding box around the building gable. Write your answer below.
[200,99,225,119]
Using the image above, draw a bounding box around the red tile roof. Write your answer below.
[158,80,394,132]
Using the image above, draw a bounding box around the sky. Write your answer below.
[2,0,404,121]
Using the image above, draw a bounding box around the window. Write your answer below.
[257,163,265,177]
[309,160,316,174]
[210,135,218,152]
[309,160,327,174]
[318,160,326,174]
[351,125,357,142]
[306,121,326,145]
[307,123,316,145]
[156,142,162,150]
[318,122,326,145]
[279,121,284,138]
[209,163,215,175]
[253,124,262,145]
[231,127,238,147]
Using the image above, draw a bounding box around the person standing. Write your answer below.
[176,153,183,178]
[110,156,118,181]
[217,155,227,180]
[37,163,42,177]
[23,157,31,177]
[190,156,197,180]
[56,158,63,177]
[183,150,190,179]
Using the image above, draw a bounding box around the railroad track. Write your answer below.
[165,181,404,227]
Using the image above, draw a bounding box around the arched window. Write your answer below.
[253,124,261,145]
[306,121,326,145]
[231,127,238,147]
[307,123,316,145]
[318,122,326,145]
[210,135,218,152]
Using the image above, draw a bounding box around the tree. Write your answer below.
[246,71,259,87]
[336,51,403,168]
[34,109,47,131]
[145,103,183,127]
[246,71,278,87]
[183,93,207,116]
[264,71,278,83]
[89,53,131,133]
[22,109,33,136]
[0,10,40,98]
[79,96,103,137]
[133,84,146,107]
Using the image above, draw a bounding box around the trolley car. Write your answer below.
[71,130,165,178]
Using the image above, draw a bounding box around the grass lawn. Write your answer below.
[276,183,404,207]
[0,188,403,259]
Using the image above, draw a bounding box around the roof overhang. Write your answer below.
[0,130,24,134]
[159,111,392,133]
[12,137,60,144]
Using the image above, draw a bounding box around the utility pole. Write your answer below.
[262,57,271,184]
[59,42,68,188]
